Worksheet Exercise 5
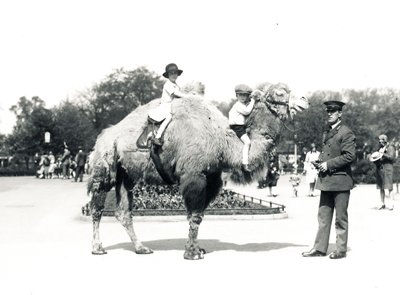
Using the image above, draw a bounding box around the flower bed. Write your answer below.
[82,184,285,216]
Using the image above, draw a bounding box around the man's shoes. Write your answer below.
[378,204,386,210]
[153,138,163,147]
[329,251,346,259]
[241,164,251,173]
[302,248,326,257]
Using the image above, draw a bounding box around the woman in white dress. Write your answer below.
[304,143,320,197]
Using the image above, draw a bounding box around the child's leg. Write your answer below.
[240,134,251,165]
[155,113,172,139]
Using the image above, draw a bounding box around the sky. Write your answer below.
[1,0,400,134]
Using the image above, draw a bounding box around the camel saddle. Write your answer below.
[136,116,162,149]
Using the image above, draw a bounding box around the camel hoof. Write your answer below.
[183,249,205,260]
[92,250,107,255]
[92,243,107,255]
[135,246,154,254]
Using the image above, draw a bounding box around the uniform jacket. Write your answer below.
[315,123,356,191]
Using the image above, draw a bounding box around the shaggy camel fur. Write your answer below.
[88,83,308,259]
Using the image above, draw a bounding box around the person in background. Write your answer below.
[304,143,320,197]
[37,154,45,179]
[372,134,396,210]
[34,152,41,178]
[61,147,71,179]
[69,157,77,180]
[42,152,50,179]
[75,147,87,182]
[258,149,280,197]
[48,151,56,179]
[300,147,308,173]
[302,100,356,260]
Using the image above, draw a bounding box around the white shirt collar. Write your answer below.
[330,120,341,130]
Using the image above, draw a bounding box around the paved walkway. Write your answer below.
[0,175,399,295]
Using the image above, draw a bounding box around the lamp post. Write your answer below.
[44,132,51,152]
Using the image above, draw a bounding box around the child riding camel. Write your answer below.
[229,84,256,173]
[149,63,196,147]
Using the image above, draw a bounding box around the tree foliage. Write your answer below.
[6,96,53,156]
[52,101,97,155]
[3,66,164,159]
[79,67,164,132]
[293,88,400,154]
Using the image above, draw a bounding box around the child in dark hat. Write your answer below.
[149,63,197,146]
[229,84,256,173]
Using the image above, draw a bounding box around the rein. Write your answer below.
[262,96,297,133]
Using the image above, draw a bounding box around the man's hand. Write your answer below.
[317,162,328,172]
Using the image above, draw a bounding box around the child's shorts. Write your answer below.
[230,124,247,138]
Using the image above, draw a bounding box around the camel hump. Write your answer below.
[172,97,229,129]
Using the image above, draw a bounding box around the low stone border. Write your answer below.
[81,187,287,220]
[79,211,288,222]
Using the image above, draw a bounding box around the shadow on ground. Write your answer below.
[105,239,306,253]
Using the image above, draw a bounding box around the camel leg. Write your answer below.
[183,172,223,260]
[181,173,208,260]
[91,189,108,255]
[115,179,153,254]
[184,212,205,260]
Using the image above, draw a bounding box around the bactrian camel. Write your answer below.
[88,83,308,259]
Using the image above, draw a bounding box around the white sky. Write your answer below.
[1,0,399,134]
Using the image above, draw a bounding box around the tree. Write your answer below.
[79,67,164,132]
[52,100,97,155]
[7,96,53,157]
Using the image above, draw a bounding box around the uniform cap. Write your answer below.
[323,100,345,111]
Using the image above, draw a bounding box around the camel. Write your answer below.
[88,83,308,259]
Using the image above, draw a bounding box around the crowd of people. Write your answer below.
[34,146,88,182]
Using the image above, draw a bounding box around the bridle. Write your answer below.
[261,93,297,133]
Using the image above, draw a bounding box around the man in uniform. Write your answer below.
[302,100,356,259]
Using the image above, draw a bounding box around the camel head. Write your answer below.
[252,83,309,120]
[247,83,309,141]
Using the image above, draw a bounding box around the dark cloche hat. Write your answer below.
[162,63,183,78]
[234,84,253,95]
[323,100,345,111]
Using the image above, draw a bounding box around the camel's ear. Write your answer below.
[250,89,264,101]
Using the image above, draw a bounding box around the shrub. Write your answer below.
[0,167,36,176]
[352,159,376,184]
